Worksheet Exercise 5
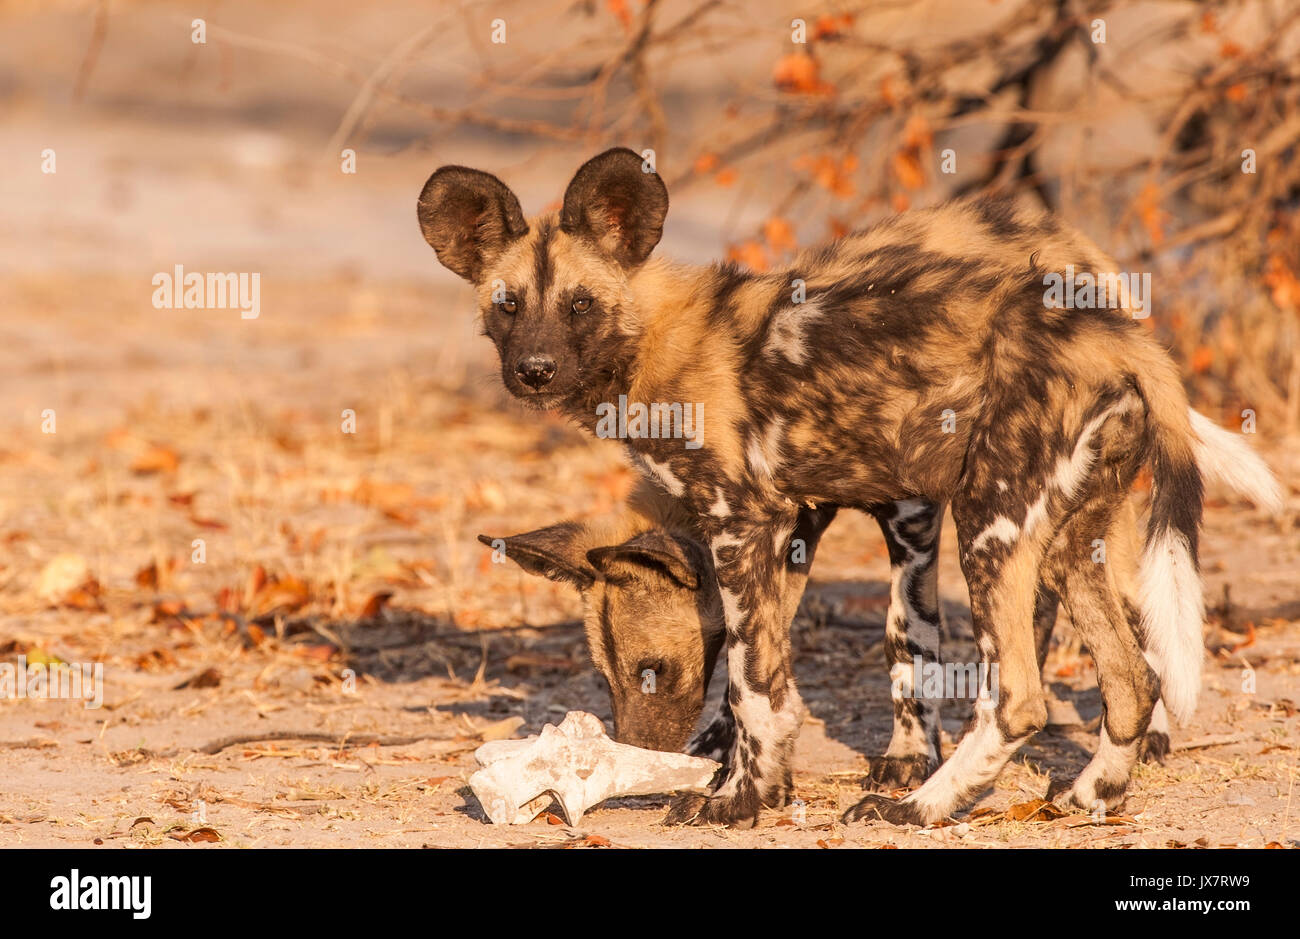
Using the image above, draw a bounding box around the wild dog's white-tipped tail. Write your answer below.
[1138,529,1204,725]
[1131,351,1206,726]
[1188,408,1285,516]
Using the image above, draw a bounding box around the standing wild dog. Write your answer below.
[419,148,1282,826]
[485,413,1277,793]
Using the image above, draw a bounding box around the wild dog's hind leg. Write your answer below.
[1140,699,1171,763]
[1103,499,1173,764]
[846,473,1052,826]
[866,499,945,790]
[1033,498,1171,763]
[1033,586,1060,673]
[1043,506,1159,812]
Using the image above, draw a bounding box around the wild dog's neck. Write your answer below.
[621,259,726,403]
[567,257,760,474]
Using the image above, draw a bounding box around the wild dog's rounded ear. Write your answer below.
[586,530,706,590]
[560,148,668,268]
[418,166,528,283]
[477,526,596,590]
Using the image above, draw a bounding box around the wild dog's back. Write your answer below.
[624,197,1159,509]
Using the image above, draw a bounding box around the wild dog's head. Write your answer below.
[478,520,722,752]
[418,148,668,410]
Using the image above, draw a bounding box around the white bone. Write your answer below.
[468,711,720,825]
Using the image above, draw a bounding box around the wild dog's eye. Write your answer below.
[571,296,592,314]
[498,296,518,315]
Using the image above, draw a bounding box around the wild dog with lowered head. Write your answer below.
[484,486,952,788]
[419,148,1282,827]
[479,480,834,757]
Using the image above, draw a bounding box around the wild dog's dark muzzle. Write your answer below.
[515,355,557,389]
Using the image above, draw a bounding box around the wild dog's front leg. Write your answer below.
[868,499,944,790]
[665,508,803,828]
[688,505,836,770]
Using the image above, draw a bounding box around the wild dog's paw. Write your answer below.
[1138,730,1170,764]
[663,792,709,826]
[1044,776,1074,805]
[1045,776,1127,814]
[662,791,760,829]
[863,754,933,790]
[842,792,927,826]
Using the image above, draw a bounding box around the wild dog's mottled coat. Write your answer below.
[421,149,1281,827]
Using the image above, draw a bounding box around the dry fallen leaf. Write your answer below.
[23,646,66,667]
[131,445,179,475]
[174,668,221,690]
[464,479,507,512]
[505,652,580,674]
[136,648,178,671]
[172,827,221,843]
[62,579,103,611]
[359,590,395,619]
[135,561,160,590]
[292,643,337,662]
[1005,799,1068,822]
[251,574,310,617]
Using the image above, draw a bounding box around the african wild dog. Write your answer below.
[485,418,1276,793]
[419,148,1283,826]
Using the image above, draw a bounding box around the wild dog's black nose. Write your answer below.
[515,355,557,389]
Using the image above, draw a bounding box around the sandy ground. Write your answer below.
[1,1,1297,849]
[1,273,1297,849]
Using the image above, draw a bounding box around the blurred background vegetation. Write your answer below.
[3,0,1299,433]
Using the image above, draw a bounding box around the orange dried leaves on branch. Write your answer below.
[773,51,833,95]
[1135,183,1168,247]
[726,241,768,272]
[795,152,858,199]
